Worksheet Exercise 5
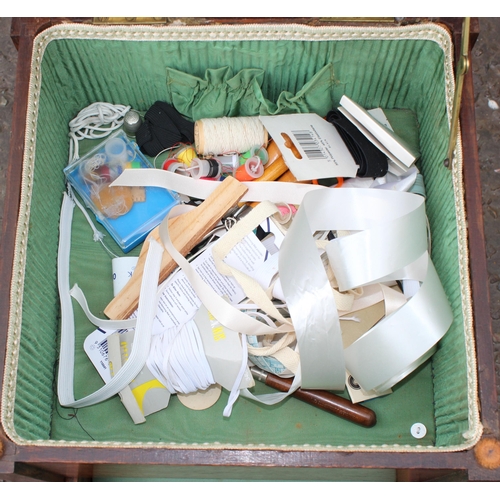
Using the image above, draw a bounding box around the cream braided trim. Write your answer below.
[1,21,481,452]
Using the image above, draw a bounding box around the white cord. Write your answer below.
[67,184,119,259]
[68,102,131,163]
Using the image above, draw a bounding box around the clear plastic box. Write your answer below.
[64,130,179,252]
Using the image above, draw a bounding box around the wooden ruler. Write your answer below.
[104,176,248,320]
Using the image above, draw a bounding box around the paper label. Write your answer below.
[259,113,359,181]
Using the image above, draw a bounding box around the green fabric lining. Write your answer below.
[8,29,474,450]
[165,63,336,120]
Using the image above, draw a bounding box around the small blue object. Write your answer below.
[64,130,179,253]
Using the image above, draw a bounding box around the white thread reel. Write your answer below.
[189,158,222,180]
[194,116,268,156]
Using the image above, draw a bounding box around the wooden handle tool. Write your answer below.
[250,366,377,427]
[104,176,248,320]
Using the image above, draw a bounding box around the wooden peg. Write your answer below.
[104,176,248,320]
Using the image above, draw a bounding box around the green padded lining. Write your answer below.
[11,31,470,449]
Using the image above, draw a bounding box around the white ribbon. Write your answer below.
[343,253,452,393]
[284,188,453,393]
[278,192,346,390]
[111,168,324,205]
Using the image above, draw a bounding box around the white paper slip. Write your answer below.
[259,113,359,181]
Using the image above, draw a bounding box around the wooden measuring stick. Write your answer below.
[104,176,248,320]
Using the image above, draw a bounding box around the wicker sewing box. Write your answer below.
[0,17,499,482]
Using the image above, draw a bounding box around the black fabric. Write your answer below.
[326,109,388,178]
[136,101,195,157]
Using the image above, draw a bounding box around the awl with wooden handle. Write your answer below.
[104,175,248,320]
[250,366,377,427]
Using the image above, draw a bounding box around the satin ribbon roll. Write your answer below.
[279,192,346,391]
[323,188,428,291]
[278,187,452,393]
[343,253,452,393]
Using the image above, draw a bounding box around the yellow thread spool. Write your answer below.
[176,145,197,166]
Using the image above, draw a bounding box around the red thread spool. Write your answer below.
[162,158,186,174]
[235,156,264,181]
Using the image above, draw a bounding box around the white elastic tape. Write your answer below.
[57,192,164,407]
[70,285,137,331]
[111,168,325,205]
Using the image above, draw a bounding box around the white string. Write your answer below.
[67,184,119,259]
[66,102,131,258]
[196,117,267,156]
[68,102,131,163]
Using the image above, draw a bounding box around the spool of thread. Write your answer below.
[162,158,188,174]
[194,117,268,156]
[275,203,298,224]
[240,146,269,166]
[189,157,222,180]
[213,154,240,172]
[254,156,288,182]
[176,145,198,166]
[125,160,142,169]
[235,156,264,181]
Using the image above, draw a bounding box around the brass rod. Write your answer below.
[444,17,470,168]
